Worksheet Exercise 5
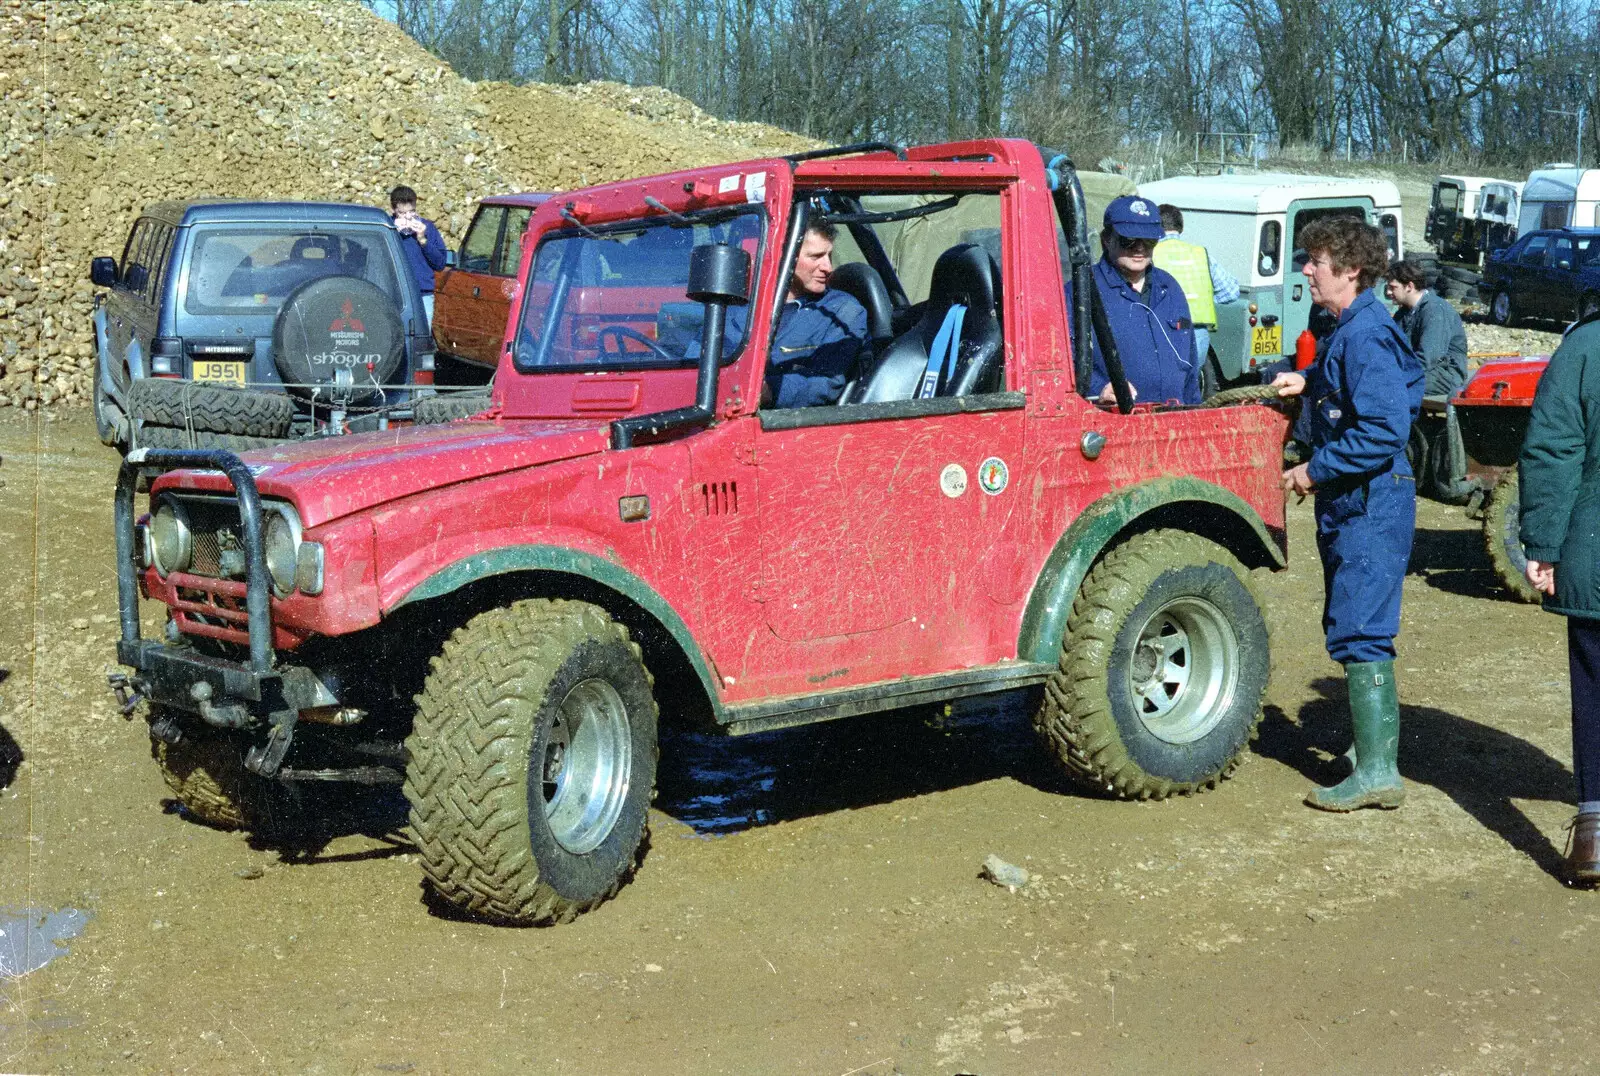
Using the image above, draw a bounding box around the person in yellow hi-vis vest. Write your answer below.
[1155,204,1240,382]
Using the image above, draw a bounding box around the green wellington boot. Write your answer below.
[1307,660,1406,812]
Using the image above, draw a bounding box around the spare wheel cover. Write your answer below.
[272,275,405,397]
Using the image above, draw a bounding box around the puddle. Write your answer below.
[657,688,1049,835]
[0,906,91,979]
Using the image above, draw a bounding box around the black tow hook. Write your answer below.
[107,672,145,717]
[245,714,297,778]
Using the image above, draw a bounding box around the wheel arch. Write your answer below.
[389,546,721,727]
[1017,478,1286,665]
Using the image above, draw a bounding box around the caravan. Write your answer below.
[1519,166,1600,233]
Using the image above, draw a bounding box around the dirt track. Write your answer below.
[3,409,1599,1075]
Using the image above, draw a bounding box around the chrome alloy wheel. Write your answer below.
[1126,597,1241,745]
[541,678,633,854]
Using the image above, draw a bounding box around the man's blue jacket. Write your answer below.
[726,288,869,408]
[1068,257,1201,405]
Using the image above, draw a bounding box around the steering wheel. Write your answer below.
[596,324,677,362]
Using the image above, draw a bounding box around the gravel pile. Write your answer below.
[0,0,813,412]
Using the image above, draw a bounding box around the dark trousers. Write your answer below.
[1571,618,1600,803]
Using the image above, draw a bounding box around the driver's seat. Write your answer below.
[845,244,1002,404]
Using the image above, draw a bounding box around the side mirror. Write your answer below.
[444,248,458,269]
[1557,259,1573,271]
[90,256,117,287]
[687,243,751,305]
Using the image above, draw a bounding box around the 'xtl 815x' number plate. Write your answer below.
[1250,325,1282,358]
[192,361,246,385]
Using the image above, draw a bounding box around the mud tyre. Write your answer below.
[1484,470,1541,603]
[1034,529,1270,799]
[414,391,492,425]
[133,424,285,454]
[152,718,286,831]
[127,378,294,438]
[404,599,658,925]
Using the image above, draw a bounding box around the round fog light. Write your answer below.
[150,500,192,577]
[265,512,298,594]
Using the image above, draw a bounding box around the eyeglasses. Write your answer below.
[1306,254,1336,270]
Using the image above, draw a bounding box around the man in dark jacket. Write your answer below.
[1273,217,1425,812]
[1385,259,1469,399]
[1519,310,1600,884]
[389,184,447,325]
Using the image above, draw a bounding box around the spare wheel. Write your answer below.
[272,275,404,403]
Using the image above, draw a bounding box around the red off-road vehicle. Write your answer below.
[111,140,1290,924]
[1451,355,1548,601]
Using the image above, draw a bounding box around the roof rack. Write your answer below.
[785,142,907,163]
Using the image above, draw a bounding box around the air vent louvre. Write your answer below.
[699,481,739,516]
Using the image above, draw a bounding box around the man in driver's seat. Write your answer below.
[762,221,868,407]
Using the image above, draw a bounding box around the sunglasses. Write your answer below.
[1112,235,1156,252]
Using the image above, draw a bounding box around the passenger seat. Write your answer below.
[843,244,1002,403]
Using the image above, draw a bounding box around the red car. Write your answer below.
[431,191,552,371]
[112,139,1291,924]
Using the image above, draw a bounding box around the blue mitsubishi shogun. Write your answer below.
[90,200,440,452]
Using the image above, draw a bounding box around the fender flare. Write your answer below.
[389,543,725,720]
[1017,477,1286,665]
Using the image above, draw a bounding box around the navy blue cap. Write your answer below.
[1103,195,1165,240]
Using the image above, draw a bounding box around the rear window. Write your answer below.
[514,208,764,372]
[183,226,401,317]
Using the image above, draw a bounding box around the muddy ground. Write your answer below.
[1,409,1597,1075]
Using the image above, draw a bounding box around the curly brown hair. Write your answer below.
[1298,216,1391,290]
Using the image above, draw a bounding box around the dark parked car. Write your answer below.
[1479,226,1600,327]
[431,192,551,374]
[90,200,437,452]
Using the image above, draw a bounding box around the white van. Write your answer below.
[1519,166,1600,233]
[1138,173,1403,387]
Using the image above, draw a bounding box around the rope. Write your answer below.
[1201,383,1289,408]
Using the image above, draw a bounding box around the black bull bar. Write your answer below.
[111,447,322,734]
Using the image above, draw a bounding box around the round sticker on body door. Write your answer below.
[978,457,1009,495]
[939,463,969,498]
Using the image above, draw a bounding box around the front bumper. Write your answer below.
[113,448,341,773]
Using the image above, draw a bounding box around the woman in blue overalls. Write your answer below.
[1273,217,1424,811]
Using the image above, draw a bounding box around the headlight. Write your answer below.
[265,510,299,595]
[150,499,192,577]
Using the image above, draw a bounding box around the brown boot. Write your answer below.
[1564,814,1600,886]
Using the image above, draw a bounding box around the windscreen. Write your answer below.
[514,209,764,372]
[184,227,400,316]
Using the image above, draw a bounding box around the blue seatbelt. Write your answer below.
[918,304,967,399]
